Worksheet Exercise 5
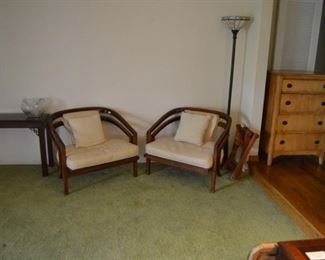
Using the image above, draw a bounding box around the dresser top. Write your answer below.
[269,70,325,78]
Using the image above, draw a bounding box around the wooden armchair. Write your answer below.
[49,107,139,194]
[145,107,231,192]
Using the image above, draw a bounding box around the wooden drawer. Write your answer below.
[277,114,325,132]
[263,71,325,165]
[274,134,324,152]
[280,94,325,113]
[282,79,325,94]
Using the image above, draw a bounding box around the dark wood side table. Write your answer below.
[277,239,325,260]
[0,113,54,176]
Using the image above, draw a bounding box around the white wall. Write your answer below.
[240,0,274,154]
[0,0,273,164]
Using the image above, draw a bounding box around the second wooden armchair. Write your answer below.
[145,107,231,192]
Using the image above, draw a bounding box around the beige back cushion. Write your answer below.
[62,111,98,136]
[185,110,219,142]
[174,112,210,146]
[63,111,106,148]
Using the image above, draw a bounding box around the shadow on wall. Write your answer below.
[117,109,178,161]
[44,98,67,114]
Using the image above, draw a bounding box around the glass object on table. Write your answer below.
[20,98,46,118]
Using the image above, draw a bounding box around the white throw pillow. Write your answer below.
[174,112,210,146]
[62,111,99,138]
[65,112,106,148]
[185,110,219,142]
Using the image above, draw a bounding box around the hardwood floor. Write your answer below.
[250,155,325,238]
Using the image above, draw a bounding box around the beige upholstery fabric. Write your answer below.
[185,110,219,142]
[62,110,98,133]
[146,136,215,169]
[247,243,279,260]
[63,138,139,170]
[174,112,210,146]
[66,113,106,148]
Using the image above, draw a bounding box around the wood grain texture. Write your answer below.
[277,239,325,260]
[279,94,325,113]
[251,156,325,238]
[281,79,325,94]
[261,71,325,166]
[276,114,325,133]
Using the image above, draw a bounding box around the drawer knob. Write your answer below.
[280,140,285,145]
[315,140,320,145]
[322,101,325,106]
[282,120,288,125]
[287,83,293,88]
[285,101,291,106]
[318,121,323,125]
[323,85,325,89]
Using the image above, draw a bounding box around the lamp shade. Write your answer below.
[221,16,251,31]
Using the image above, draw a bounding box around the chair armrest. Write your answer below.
[101,109,138,145]
[146,107,232,146]
[212,118,232,170]
[146,108,184,143]
[50,107,138,146]
[48,121,67,166]
[214,127,229,152]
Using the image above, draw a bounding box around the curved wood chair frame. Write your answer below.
[145,107,231,192]
[49,106,139,195]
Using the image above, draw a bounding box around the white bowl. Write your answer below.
[20,98,46,117]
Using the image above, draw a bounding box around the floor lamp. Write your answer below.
[221,16,251,115]
[221,16,259,179]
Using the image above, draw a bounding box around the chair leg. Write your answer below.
[133,161,138,177]
[62,168,69,195]
[146,158,151,175]
[217,168,221,176]
[223,143,239,170]
[216,151,222,176]
[210,171,217,193]
[59,160,63,179]
[222,141,229,165]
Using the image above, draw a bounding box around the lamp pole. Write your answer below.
[221,16,251,161]
[221,16,251,115]
[227,29,239,115]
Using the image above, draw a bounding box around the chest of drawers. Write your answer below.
[261,71,325,165]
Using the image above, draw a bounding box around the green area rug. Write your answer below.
[0,164,305,259]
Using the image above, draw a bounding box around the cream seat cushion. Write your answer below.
[63,138,138,170]
[146,136,215,169]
